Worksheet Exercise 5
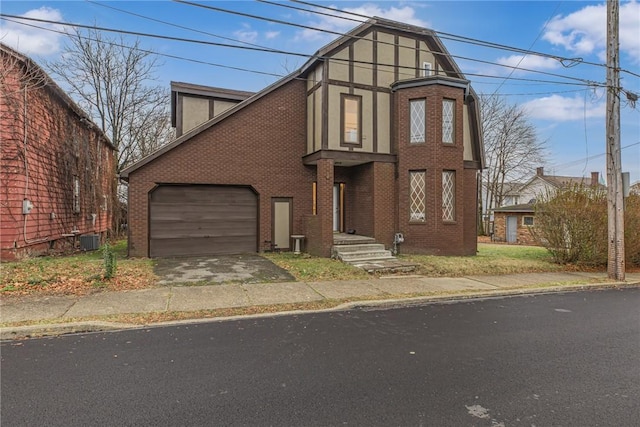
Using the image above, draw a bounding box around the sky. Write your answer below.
[1,0,639,183]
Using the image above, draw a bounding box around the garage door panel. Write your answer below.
[150,220,257,238]
[149,185,257,257]
[151,207,256,222]
[151,187,255,204]
[150,236,257,257]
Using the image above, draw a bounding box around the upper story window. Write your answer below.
[73,176,80,213]
[341,94,361,145]
[442,99,455,144]
[410,99,425,143]
[422,62,433,77]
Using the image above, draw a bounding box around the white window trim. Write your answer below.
[522,216,535,226]
[422,62,433,77]
[442,99,455,144]
[409,99,426,144]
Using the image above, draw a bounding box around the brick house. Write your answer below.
[492,167,602,244]
[492,204,537,245]
[121,18,485,258]
[0,44,115,261]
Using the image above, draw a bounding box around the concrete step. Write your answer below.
[333,235,376,245]
[351,260,418,274]
[337,251,395,262]
[332,243,386,255]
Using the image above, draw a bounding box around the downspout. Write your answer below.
[22,84,49,244]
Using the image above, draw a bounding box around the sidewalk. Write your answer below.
[2,271,639,339]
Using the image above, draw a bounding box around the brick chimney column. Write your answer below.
[591,171,599,186]
[536,167,544,176]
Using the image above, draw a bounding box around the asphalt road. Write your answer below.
[2,288,639,426]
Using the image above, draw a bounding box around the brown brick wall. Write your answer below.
[344,163,374,237]
[372,162,396,247]
[127,77,481,258]
[314,158,334,257]
[393,83,478,255]
[127,79,316,257]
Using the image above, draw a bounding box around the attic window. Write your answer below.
[422,62,433,77]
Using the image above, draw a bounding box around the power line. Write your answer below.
[489,1,563,96]
[0,14,606,89]
[85,0,278,52]
[8,18,609,96]
[1,18,289,80]
[290,0,640,79]
[551,141,640,169]
[0,13,311,58]
[169,1,606,88]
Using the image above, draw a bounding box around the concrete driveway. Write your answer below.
[153,254,295,285]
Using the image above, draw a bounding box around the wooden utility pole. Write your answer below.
[606,0,625,281]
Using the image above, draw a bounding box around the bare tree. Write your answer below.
[479,94,546,234]
[47,28,173,174]
[47,29,174,235]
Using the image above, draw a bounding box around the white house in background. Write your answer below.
[518,167,602,204]
[492,167,603,244]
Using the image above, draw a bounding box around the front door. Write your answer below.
[333,183,345,232]
[272,198,292,251]
[506,216,517,243]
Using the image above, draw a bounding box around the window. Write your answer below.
[523,216,534,226]
[312,182,317,215]
[442,170,455,221]
[341,94,361,145]
[410,99,425,143]
[409,171,426,222]
[73,176,80,213]
[422,62,433,77]
[442,99,455,144]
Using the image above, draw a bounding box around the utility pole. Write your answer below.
[606,0,625,281]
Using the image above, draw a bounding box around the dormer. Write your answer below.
[171,81,254,137]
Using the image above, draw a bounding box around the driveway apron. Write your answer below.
[153,254,295,285]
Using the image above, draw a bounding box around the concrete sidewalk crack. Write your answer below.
[165,288,173,312]
[463,276,500,288]
[60,297,80,319]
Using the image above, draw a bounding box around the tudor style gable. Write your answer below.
[302,18,483,170]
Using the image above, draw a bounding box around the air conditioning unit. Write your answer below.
[79,234,100,251]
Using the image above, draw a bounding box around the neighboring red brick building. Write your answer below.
[121,18,485,258]
[0,44,115,261]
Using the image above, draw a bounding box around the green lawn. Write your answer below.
[402,243,563,277]
[2,241,572,297]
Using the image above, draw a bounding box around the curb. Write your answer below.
[2,281,638,340]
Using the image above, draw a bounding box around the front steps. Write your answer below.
[332,235,416,274]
